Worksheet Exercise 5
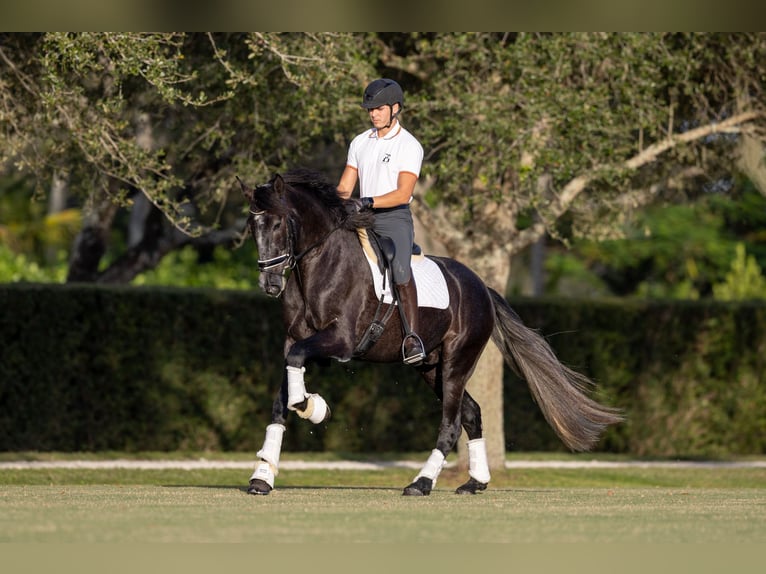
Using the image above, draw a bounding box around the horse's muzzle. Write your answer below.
[260,274,285,297]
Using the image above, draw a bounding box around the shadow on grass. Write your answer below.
[162,484,552,495]
[162,484,403,493]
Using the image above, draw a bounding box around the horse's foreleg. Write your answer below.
[283,328,353,424]
[286,365,331,424]
[248,378,290,496]
[248,422,285,495]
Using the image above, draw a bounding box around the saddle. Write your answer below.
[353,228,422,357]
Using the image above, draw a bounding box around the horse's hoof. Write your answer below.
[320,403,332,423]
[402,476,433,496]
[455,477,488,495]
[296,394,331,424]
[247,479,272,495]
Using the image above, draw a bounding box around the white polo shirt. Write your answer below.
[346,121,424,200]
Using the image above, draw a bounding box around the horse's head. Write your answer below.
[239,169,376,298]
[239,174,294,298]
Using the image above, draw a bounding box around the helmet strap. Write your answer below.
[383,104,400,129]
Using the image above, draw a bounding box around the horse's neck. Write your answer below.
[301,225,362,266]
[292,225,362,292]
[290,193,366,277]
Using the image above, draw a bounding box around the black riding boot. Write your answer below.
[396,278,426,366]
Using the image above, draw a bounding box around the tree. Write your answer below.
[0,32,377,282]
[544,182,766,300]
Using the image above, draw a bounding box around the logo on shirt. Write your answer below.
[382,153,391,163]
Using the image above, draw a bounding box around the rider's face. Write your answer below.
[368,103,399,130]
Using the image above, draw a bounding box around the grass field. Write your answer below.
[1,453,765,546]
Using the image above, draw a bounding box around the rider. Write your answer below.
[337,78,426,366]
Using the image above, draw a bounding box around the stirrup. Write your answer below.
[402,333,426,365]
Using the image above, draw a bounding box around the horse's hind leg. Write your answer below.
[455,391,491,495]
[402,327,492,496]
[402,360,466,496]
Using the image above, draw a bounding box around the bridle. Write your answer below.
[249,207,343,295]
[250,209,295,273]
[248,209,297,287]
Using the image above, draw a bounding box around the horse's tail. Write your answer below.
[488,288,624,451]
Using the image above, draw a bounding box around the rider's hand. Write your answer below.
[347,197,374,215]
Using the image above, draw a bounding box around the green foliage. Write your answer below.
[713,243,766,300]
[4,33,766,282]
[133,245,259,290]
[0,284,439,453]
[550,186,766,299]
[0,176,81,273]
[1,33,377,241]
[406,33,766,246]
[0,244,68,283]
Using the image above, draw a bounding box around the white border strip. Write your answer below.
[1,459,764,470]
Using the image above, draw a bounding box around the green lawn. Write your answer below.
[1,454,765,544]
[1,483,764,544]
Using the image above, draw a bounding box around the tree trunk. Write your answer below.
[66,180,120,283]
[530,232,546,296]
[45,171,68,264]
[47,171,68,214]
[737,134,766,197]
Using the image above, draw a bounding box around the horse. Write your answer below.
[239,168,623,496]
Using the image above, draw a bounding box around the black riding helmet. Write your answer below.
[361,79,403,128]
[361,78,404,110]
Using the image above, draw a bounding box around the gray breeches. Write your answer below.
[372,207,414,284]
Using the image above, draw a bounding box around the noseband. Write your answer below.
[250,209,295,273]
[249,209,296,285]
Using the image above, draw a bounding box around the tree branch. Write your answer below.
[509,110,765,253]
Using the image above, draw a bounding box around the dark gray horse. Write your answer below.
[240,169,622,496]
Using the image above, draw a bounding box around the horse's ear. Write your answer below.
[273,173,285,198]
[236,176,254,203]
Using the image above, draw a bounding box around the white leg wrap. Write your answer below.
[250,461,276,488]
[414,449,446,486]
[286,366,307,409]
[296,393,329,424]
[251,423,286,489]
[256,423,285,468]
[467,438,491,484]
[286,366,329,424]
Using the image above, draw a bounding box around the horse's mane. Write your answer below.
[281,168,373,230]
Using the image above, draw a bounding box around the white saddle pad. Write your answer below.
[363,252,450,309]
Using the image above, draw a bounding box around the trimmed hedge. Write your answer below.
[1,284,764,456]
[0,283,440,454]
